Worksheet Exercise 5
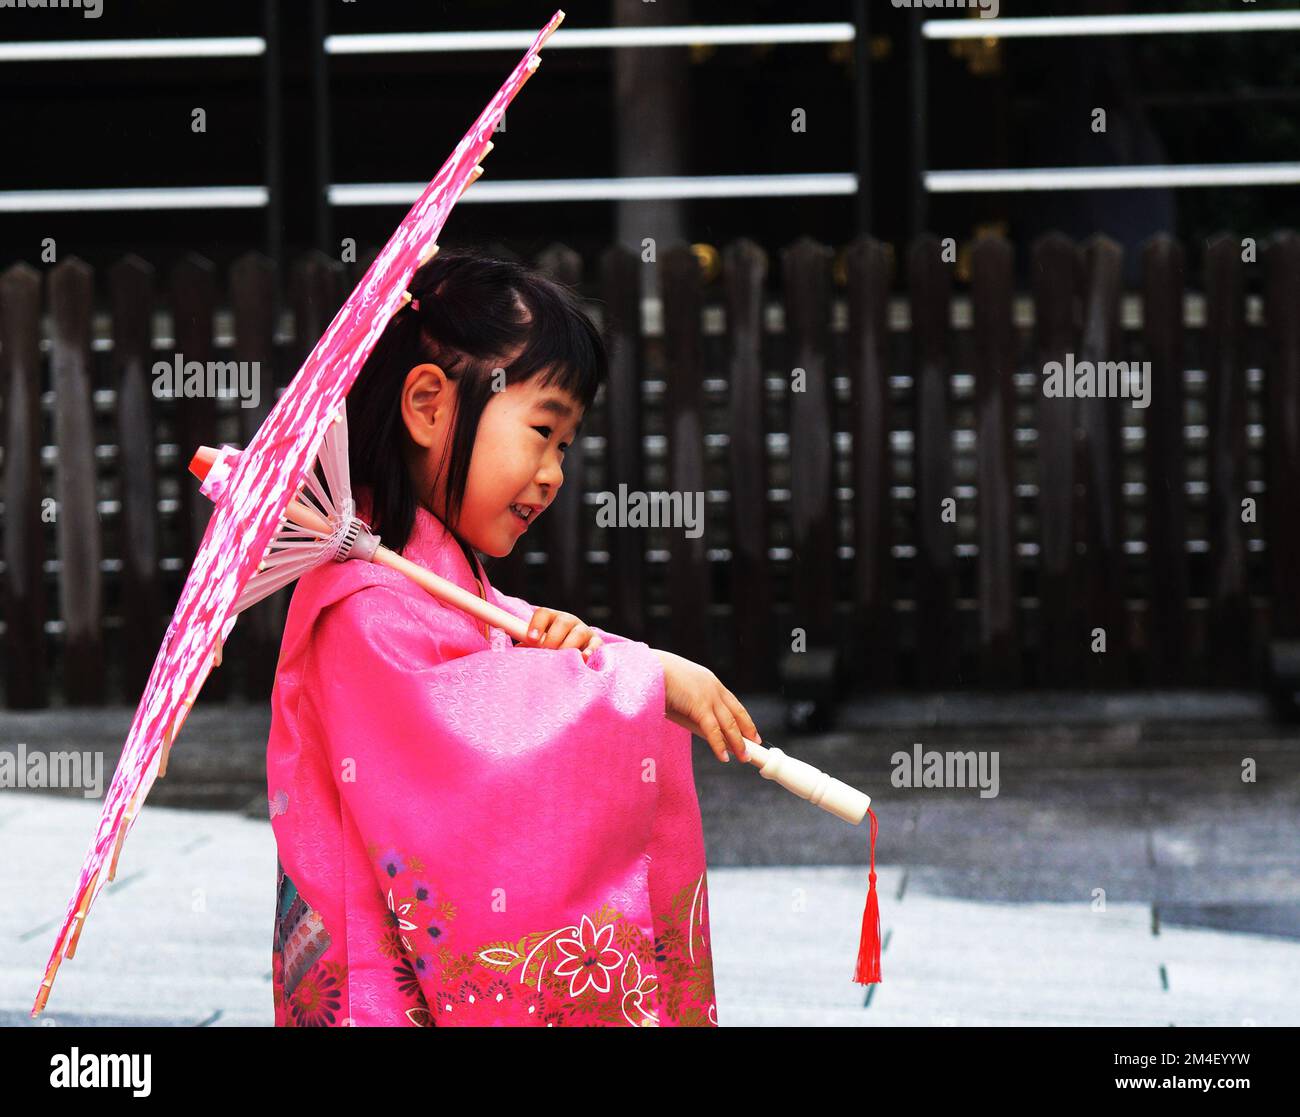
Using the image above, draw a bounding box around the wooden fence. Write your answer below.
[2,232,1299,708]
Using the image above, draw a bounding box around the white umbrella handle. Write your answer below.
[738,741,871,825]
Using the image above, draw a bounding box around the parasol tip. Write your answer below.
[189,445,220,482]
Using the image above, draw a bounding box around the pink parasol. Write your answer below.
[32,9,568,1017]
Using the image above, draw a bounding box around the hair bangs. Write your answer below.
[502,283,605,412]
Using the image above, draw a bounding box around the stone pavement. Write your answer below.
[1,691,1298,1026]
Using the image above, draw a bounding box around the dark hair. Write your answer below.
[346,249,606,556]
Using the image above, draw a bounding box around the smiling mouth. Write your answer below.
[509,503,537,524]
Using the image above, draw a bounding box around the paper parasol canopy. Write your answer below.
[32,9,567,1018]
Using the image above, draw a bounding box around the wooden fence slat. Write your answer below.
[289,250,346,372]
[1264,231,1300,640]
[288,254,345,566]
[1140,234,1189,682]
[233,253,277,441]
[599,245,647,641]
[169,253,224,700]
[110,255,162,699]
[662,244,710,657]
[846,236,895,686]
[1,263,49,708]
[1077,235,1127,686]
[1203,233,1251,682]
[229,251,281,700]
[1032,232,1081,686]
[783,237,837,653]
[972,235,1021,686]
[724,238,773,689]
[49,258,104,704]
[908,235,959,685]
[169,254,218,565]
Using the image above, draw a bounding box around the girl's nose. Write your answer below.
[536,453,564,489]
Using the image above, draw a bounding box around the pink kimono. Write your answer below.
[265,488,718,1027]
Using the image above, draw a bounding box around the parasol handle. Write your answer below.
[736,741,870,825]
[373,545,530,642]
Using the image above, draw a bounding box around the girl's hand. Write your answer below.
[523,607,604,661]
[651,648,761,765]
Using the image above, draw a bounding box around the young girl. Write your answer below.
[266,250,762,1027]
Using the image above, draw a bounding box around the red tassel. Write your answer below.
[853,805,882,984]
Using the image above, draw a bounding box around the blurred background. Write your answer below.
[1,1,1299,1027]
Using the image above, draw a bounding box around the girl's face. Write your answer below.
[402,363,583,557]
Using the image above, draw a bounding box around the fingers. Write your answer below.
[525,608,553,646]
[557,622,591,652]
[527,609,576,649]
[702,691,761,765]
[525,610,601,658]
[715,704,749,762]
[698,712,730,764]
[721,687,762,755]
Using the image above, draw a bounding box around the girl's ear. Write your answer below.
[402,363,450,448]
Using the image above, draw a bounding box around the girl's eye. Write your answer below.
[533,426,569,453]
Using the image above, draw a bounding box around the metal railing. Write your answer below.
[918,8,1300,201]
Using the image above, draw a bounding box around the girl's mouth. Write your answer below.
[509,503,536,528]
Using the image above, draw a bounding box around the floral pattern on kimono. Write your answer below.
[371,845,717,1027]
